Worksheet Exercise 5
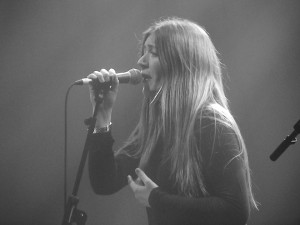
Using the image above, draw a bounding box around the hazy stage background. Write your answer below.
[1,0,299,224]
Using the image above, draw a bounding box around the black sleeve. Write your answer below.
[148,121,250,225]
[88,132,139,195]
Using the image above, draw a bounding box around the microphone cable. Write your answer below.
[63,83,76,216]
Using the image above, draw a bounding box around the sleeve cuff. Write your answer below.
[149,187,163,210]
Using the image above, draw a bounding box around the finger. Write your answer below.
[109,68,119,91]
[135,177,144,186]
[87,73,97,80]
[127,175,133,184]
[87,73,98,90]
[108,68,116,76]
[135,168,151,184]
[87,72,101,93]
[90,71,105,83]
[100,69,110,82]
[127,175,137,191]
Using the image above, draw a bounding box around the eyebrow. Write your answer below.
[143,44,156,50]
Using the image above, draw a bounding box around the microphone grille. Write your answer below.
[129,69,142,85]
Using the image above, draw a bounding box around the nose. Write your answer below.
[137,52,148,68]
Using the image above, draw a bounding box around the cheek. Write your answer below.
[152,60,162,80]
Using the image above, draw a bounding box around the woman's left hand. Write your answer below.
[128,168,158,207]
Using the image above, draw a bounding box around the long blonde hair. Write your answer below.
[117,18,258,209]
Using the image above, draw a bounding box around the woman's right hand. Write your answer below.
[87,68,119,127]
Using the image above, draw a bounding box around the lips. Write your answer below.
[141,73,151,80]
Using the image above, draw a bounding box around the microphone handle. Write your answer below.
[74,71,134,85]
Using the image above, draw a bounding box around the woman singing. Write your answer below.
[87,17,258,225]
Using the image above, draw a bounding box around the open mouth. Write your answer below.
[142,73,152,80]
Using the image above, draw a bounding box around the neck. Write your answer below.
[149,86,162,104]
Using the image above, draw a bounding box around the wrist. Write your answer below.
[94,110,112,126]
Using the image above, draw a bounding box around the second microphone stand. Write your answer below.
[270,119,300,161]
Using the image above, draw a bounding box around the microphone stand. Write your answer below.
[61,92,104,225]
[270,119,300,161]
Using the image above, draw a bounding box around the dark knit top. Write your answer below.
[88,118,250,225]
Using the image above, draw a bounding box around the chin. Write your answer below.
[142,83,150,97]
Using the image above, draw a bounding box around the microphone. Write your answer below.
[74,68,142,85]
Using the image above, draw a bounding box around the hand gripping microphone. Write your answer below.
[74,68,142,86]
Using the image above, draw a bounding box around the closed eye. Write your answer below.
[144,44,158,56]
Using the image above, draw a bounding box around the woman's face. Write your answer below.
[138,33,162,97]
